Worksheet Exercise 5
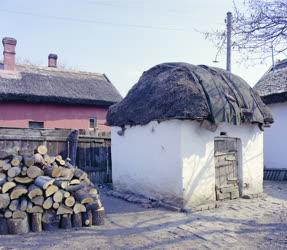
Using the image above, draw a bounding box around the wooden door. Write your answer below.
[214,137,240,201]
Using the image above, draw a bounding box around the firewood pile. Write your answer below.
[0,145,105,234]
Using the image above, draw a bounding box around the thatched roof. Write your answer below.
[254,59,287,104]
[0,63,122,106]
[107,62,273,127]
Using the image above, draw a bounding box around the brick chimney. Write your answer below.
[2,37,17,71]
[48,53,58,68]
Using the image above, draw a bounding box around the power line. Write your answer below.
[85,0,181,14]
[0,9,188,32]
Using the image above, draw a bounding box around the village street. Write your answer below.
[0,181,285,250]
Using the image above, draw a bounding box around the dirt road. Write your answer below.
[0,181,286,250]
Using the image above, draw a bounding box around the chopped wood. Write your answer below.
[32,196,44,206]
[10,156,22,167]
[19,197,28,211]
[56,205,73,215]
[21,167,27,176]
[54,179,69,189]
[72,213,82,228]
[66,183,85,192]
[43,197,53,210]
[45,185,59,197]
[27,166,44,179]
[60,167,74,180]
[0,160,6,168]
[12,210,27,219]
[14,176,33,184]
[92,207,105,226]
[82,210,92,227]
[59,160,65,166]
[34,153,44,164]
[0,144,105,233]
[55,155,62,162]
[0,215,8,234]
[74,168,88,180]
[52,202,60,209]
[26,205,43,214]
[74,190,94,204]
[42,210,60,231]
[23,155,35,167]
[7,167,21,178]
[28,184,43,199]
[60,214,72,229]
[10,185,28,200]
[86,200,102,211]
[70,179,80,185]
[43,154,52,164]
[43,165,61,178]
[3,163,11,171]
[73,203,86,214]
[53,190,63,203]
[64,196,75,207]
[7,214,29,234]
[65,162,74,169]
[34,176,54,189]
[9,199,19,211]
[7,177,14,182]
[4,210,12,218]
[31,213,42,232]
[89,188,98,196]
[37,145,48,155]
[60,189,71,198]
[0,173,7,185]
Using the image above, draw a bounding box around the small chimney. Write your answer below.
[48,53,57,68]
[2,37,17,71]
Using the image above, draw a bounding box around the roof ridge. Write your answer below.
[15,63,105,77]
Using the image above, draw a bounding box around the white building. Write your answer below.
[254,59,287,180]
[108,63,273,210]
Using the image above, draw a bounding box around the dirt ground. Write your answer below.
[0,181,286,250]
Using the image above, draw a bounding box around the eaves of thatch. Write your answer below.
[107,62,273,127]
[254,59,287,105]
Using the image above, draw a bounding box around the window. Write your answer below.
[89,118,97,129]
[29,121,44,129]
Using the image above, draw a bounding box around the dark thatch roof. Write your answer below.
[0,64,122,106]
[107,62,273,127]
[254,59,287,104]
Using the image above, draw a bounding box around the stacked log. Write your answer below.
[0,145,105,234]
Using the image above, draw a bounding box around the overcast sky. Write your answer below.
[0,0,281,96]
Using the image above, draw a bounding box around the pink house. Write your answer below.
[0,37,122,133]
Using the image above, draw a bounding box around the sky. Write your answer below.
[0,0,280,97]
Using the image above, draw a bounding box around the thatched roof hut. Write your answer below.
[109,62,273,210]
[254,60,287,176]
[0,64,122,107]
[107,62,273,127]
[254,59,287,105]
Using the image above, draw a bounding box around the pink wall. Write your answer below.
[0,103,110,131]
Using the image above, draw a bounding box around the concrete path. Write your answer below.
[0,181,286,249]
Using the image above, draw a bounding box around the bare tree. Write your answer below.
[206,0,287,62]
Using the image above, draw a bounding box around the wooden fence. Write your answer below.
[264,168,287,181]
[0,128,112,184]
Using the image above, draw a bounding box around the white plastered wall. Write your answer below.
[111,120,183,204]
[112,120,264,209]
[264,102,287,169]
[181,121,264,209]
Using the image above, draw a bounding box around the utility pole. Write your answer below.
[226,12,232,72]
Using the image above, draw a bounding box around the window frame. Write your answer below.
[89,117,97,129]
[28,121,44,129]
